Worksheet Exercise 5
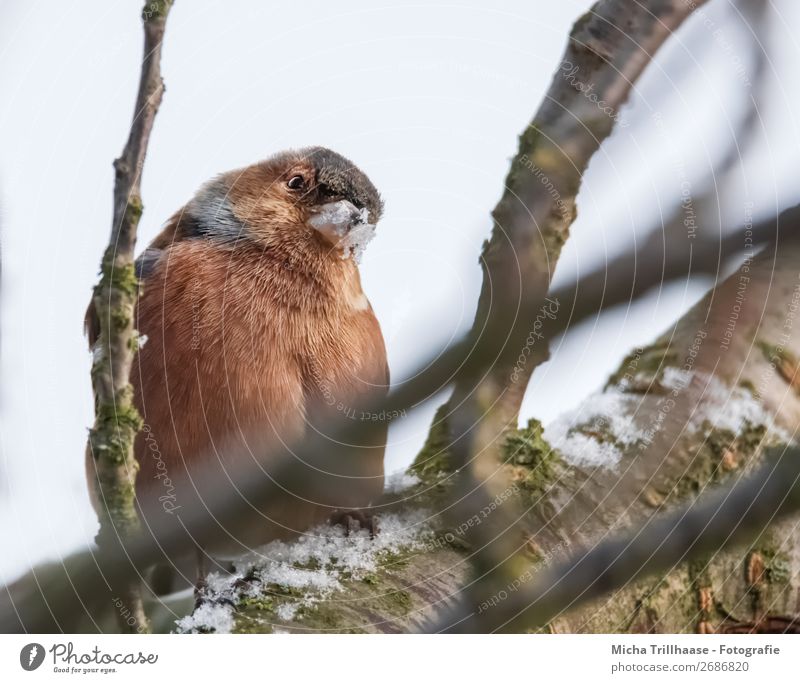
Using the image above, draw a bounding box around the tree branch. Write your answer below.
[85,0,174,633]
[449,0,711,438]
[437,443,800,632]
[437,0,710,620]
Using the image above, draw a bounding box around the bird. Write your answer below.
[85,147,389,593]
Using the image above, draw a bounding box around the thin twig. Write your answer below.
[85,0,174,633]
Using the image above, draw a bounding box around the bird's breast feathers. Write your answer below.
[132,238,387,444]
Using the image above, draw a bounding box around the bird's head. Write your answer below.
[184,147,383,262]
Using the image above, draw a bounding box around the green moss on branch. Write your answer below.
[409,404,452,480]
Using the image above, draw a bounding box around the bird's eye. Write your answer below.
[287,175,305,190]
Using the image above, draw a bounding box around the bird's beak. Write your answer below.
[308,200,376,262]
[308,200,366,243]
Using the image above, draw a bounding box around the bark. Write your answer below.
[424,0,710,617]
[443,0,709,489]
[212,240,800,634]
[86,1,174,633]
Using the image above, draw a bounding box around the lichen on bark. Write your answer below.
[409,404,453,480]
[88,255,144,538]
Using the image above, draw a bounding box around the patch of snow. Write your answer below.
[552,431,630,468]
[175,601,235,634]
[545,370,792,469]
[384,471,421,494]
[546,389,645,467]
[660,367,691,391]
[689,373,792,441]
[239,509,431,585]
[338,218,375,264]
[276,602,300,621]
[175,509,432,633]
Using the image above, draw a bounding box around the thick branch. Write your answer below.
[450,0,709,437]
[441,445,800,632]
[437,0,709,619]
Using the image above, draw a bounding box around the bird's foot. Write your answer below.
[330,509,379,538]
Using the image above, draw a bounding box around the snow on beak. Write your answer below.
[308,200,376,263]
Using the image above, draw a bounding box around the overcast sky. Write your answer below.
[2,0,799,583]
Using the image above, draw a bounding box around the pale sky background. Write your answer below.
[1,0,799,584]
